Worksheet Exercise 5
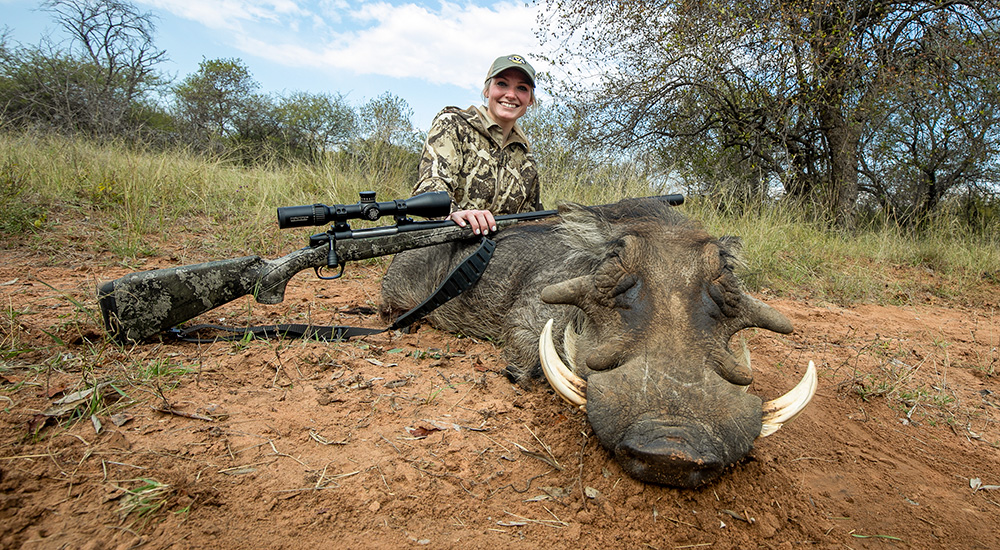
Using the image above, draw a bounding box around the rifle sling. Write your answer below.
[172,237,496,344]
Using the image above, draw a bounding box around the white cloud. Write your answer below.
[140,0,545,91]
[340,2,541,87]
[139,0,309,31]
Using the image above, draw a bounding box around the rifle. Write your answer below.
[97,191,685,343]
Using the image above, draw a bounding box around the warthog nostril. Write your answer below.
[616,432,724,487]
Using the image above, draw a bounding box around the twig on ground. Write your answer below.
[526,425,561,470]
[151,406,214,422]
[309,429,349,445]
[269,440,308,467]
[501,509,567,528]
[512,440,562,471]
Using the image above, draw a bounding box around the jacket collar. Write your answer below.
[472,105,530,149]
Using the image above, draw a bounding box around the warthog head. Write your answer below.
[534,201,815,487]
[381,197,815,487]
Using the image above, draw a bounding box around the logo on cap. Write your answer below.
[508,55,526,65]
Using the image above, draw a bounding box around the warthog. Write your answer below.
[381,197,815,487]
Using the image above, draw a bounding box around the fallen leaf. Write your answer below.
[26,414,54,436]
[971,478,1000,492]
[405,425,441,439]
[109,413,132,427]
[53,383,105,405]
[423,419,462,431]
[43,385,68,399]
[519,448,563,470]
[41,401,87,418]
[541,486,571,499]
[152,407,214,422]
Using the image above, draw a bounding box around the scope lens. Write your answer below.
[277,204,328,228]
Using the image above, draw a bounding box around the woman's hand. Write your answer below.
[449,209,497,235]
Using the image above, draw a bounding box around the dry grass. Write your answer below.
[4,130,999,310]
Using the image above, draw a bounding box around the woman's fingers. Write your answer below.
[450,210,497,235]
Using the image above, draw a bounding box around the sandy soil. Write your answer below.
[2,236,999,550]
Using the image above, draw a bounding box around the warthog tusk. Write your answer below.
[563,322,579,371]
[740,337,751,392]
[759,361,817,437]
[539,319,587,410]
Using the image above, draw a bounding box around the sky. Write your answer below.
[1,0,552,129]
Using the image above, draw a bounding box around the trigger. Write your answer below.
[316,264,345,280]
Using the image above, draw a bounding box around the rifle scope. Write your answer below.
[277,191,452,229]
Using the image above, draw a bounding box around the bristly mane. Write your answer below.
[553,197,706,270]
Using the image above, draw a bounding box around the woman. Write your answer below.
[411,54,541,235]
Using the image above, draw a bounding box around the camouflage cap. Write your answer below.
[485,54,536,88]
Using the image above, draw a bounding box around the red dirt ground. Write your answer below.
[2,235,999,549]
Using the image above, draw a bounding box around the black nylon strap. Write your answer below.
[170,237,496,343]
[388,237,495,330]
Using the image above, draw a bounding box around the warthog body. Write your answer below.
[381,197,814,487]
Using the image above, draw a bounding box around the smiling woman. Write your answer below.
[410,54,542,236]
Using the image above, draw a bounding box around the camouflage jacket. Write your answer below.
[413,105,541,215]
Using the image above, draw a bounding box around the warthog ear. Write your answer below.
[556,202,619,256]
[556,201,586,214]
[718,235,743,255]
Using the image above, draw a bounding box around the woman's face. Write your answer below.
[485,68,534,127]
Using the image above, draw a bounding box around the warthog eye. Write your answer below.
[611,274,639,309]
[610,273,637,297]
[708,279,738,315]
[707,248,742,317]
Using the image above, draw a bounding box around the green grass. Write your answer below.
[0,131,415,261]
[685,195,1000,306]
[115,477,178,527]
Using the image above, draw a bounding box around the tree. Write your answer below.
[0,0,166,135]
[539,0,1000,227]
[358,92,419,150]
[520,101,669,198]
[860,23,1000,226]
[174,58,260,143]
[0,39,89,129]
[42,0,165,134]
[349,93,421,183]
[274,91,357,160]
